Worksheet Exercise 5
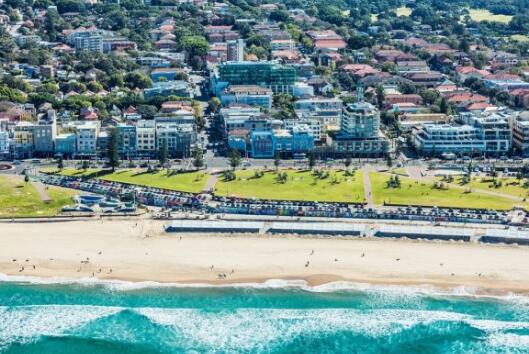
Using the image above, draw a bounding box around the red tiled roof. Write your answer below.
[314,39,346,49]
[465,102,496,110]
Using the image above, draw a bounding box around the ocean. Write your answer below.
[1,278,529,354]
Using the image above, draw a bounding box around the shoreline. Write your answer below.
[1,272,529,301]
[2,219,529,296]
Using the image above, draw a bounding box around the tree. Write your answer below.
[192,146,204,170]
[269,9,289,22]
[137,105,158,119]
[274,152,281,171]
[57,0,85,13]
[108,127,120,172]
[192,100,205,131]
[345,157,352,169]
[386,154,393,168]
[81,160,89,170]
[124,71,152,89]
[376,85,385,110]
[229,149,241,171]
[439,97,450,114]
[158,139,168,167]
[57,156,64,171]
[208,97,221,113]
[308,152,316,170]
[420,89,439,105]
[181,35,209,57]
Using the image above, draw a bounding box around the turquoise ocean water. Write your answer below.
[2,278,529,353]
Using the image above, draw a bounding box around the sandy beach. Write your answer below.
[1,218,529,293]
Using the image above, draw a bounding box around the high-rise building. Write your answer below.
[226,39,245,62]
[340,102,380,138]
[332,102,388,156]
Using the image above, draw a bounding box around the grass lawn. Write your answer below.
[0,175,77,217]
[395,6,412,17]
[450,176,529,199]
[466,9,512,23]
[391,167,409,177]
[510,35,529,42]
[370,173,523,210]
[214,169,365,203]
[49,168,209,193]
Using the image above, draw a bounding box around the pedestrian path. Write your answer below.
[31,180,51,203]
[362,166,374,206]
[204,174,218,192]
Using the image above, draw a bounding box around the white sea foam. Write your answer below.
[135,308,476,351]
[487,333,529,348]
[1,273,529,303]
[0,305,121,350]
[1,302,529,352]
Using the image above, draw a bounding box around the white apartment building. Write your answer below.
[136,120,157,155]
[75,122,100,156]
[412,123,485,156]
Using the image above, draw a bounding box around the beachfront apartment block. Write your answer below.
[412,123,486,156]
[340,102,381,139]
[411,111,513,157]
[459,112,511,155]
[136,120,157,156]
[155,121,197,158]
[75,122,100,157]
[248,126,315,158]
[55,133,76,157]
[332,102,388,157]
[13,123,34,158]
[117,124,137,159]
[10,118,57,158]
[32,119,57,155]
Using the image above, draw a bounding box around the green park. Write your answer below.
[45,168,209,194]
[0,175,77,218]
[27,166,529,213]
[370,172,525,210]
[214,169,365,203]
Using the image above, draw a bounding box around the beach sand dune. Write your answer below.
[1,219,529,294]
